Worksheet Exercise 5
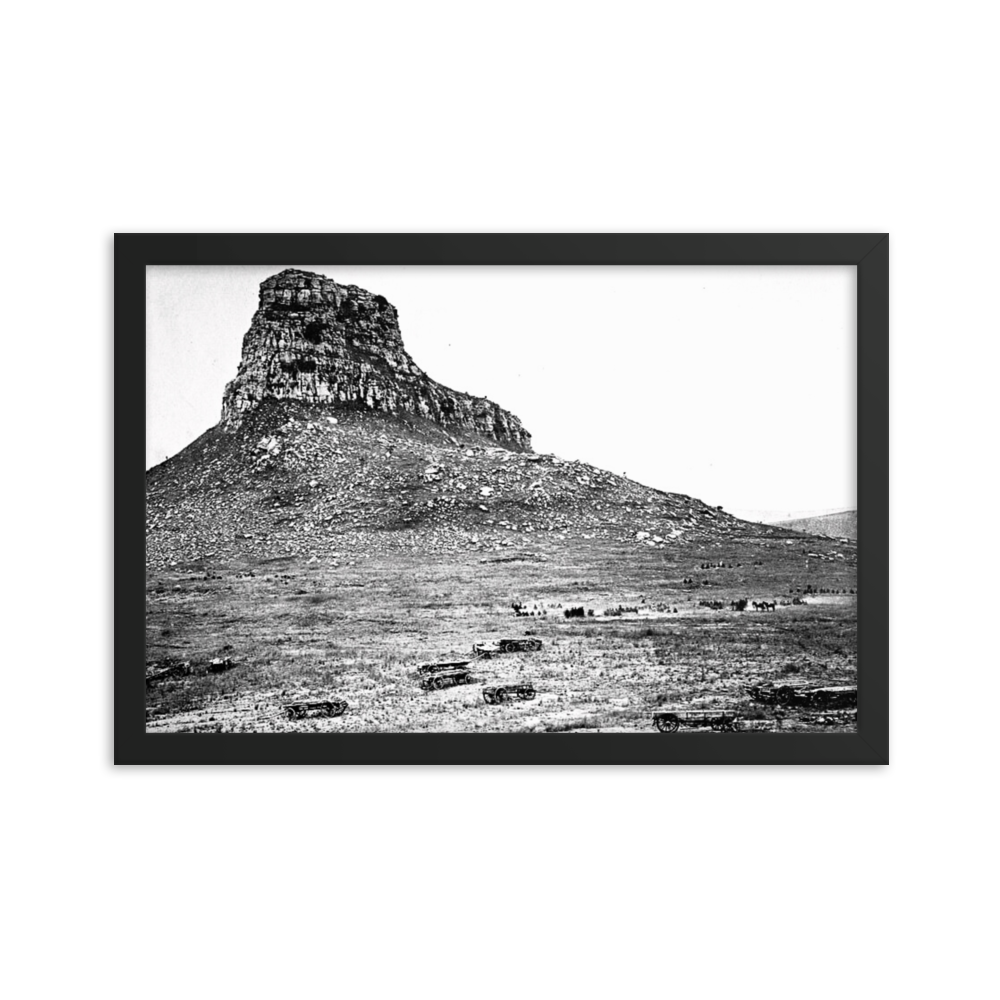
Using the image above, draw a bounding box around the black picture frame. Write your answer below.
[118,233,888,764]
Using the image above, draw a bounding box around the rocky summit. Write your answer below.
[147,270,806,567]
[221,268,530,450]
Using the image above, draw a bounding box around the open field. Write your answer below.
[146,534,857,733]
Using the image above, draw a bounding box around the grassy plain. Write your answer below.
[145,534,857,733]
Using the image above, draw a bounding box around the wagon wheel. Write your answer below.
[522,687,536,701]
[495,687,509,703]
[655,715,679,733]
[433,675,448,690]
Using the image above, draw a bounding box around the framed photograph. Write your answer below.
[118,234,887,764]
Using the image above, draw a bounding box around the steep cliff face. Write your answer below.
[220,269,532,451]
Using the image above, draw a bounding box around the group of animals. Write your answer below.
[523,602,680,619]
[700,598,778,612]
[511,601,554,617]
[511,601,572,618]
[730,599,777,611]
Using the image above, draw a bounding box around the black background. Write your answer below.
[114,233,889,764]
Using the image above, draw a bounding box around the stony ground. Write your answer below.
[145,403,803,569]
[146,533,857,734]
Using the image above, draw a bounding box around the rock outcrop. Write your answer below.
[221,269,531,451]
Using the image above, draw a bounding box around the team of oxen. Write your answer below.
[726,598,777,612]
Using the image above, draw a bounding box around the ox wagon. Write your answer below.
[483,683,536,704]
[420,667,474,691]
[415,659,472,675]
[285,699,348,720]
[473,638,543,658]
[653,708,741,733]
[747,684,857,709]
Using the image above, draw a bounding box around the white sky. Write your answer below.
[147,264,856,518]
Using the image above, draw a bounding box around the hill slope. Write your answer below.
[772,510,856,540]
[146,399,804,566]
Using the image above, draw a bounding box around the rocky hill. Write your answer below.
[147,270,803,567]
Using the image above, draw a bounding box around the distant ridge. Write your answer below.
[771,510,856,541]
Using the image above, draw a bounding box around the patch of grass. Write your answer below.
[146,535,856,733]
[542,712,621,733]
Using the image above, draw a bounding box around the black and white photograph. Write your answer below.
[146,263,857,735]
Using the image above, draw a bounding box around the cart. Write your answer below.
[415,659,472,675]
[420,667,474,691]
[483,683,536,704]
[747,684,856,709]
[473,638,543,658]
[653,708,741,732]
[285,699,348,720]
